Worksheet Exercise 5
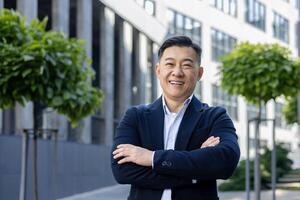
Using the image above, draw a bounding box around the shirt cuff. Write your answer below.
[152,151,155,169]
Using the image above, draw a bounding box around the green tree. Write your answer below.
[220,42,300,196]
[219,144,293,191]
[0,9,103,200]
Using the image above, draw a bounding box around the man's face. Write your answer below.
[156,46,203,102]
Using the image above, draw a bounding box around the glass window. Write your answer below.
[144,0,155,16]
[135,0,155,16]
[167,9,202,46]
[176,14,184,35]
[213,0,237,17]
[273,12,289,43]
[247,103,267,125]
[211,28,236,61]
[212,84,238,121]
[194,81,202,100]
[275,102,289,129]
[295,0,300,8]
[167,10,175,34]
[245,0,266,31]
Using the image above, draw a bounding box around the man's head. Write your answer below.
[158,35,202,65]
[156,36,203,103]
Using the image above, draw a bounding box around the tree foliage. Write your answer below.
[0,9,103,125]
[219,144,293,191]
[220,42,300,105]
[283,96,298,125]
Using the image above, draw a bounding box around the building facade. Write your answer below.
[1,0,300,199]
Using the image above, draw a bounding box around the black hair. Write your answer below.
[158,35,202,64]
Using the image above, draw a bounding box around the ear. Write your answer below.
[155,63,160,77]
[197,66,203,80]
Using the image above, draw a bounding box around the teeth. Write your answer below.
[169,81,184,85]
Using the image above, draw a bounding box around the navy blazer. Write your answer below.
[111,96,240,200]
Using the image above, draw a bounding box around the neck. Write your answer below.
[164,95,191,113]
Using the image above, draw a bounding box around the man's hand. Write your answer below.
[200,136,220,148]
[112,144,153,167]
[113,136,220,166]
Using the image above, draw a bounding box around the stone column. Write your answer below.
[17,0,37,22]
[76,0,92,143]
[52,0,70,34]
[52,0,70,140]
[15,0,38,134]
[100,6,115,145]
[0,0,3,10]
[116,20,133,118]
[139,33,148,104]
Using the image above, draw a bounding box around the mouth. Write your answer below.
[169,80,184,85]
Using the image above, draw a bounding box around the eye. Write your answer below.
[165,63,174,67]
[182,63,193,69]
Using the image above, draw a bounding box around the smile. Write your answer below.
[169,80,184,85]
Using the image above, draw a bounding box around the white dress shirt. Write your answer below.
[160,95,193,200]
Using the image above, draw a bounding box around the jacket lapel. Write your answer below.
[144,97,164,150]
[175,96,205,150]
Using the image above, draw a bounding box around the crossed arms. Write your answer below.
[111,107,240,189]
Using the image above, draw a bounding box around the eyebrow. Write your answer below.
[164,58,194,63]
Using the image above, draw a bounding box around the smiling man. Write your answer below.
[111,36,240,200]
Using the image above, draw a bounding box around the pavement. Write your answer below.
[59,184,300,200]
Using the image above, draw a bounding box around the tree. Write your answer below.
[219,144,293,191]
[220,42,300,198]
[0,9,103,200]
[283,96,298,125]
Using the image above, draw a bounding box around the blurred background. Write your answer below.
[0,0,300,199]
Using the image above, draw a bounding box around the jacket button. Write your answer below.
[166,161,172,167]
[162,161,167,166]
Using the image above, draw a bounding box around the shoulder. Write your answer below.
[192,96,227,117]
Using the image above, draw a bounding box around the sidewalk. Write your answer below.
[59,184,300,200]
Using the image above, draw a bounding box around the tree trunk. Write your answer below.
[254,101,262,200]
[32,102,46,200]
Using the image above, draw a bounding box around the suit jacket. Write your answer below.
[111,96,240,200]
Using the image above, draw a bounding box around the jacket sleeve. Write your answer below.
[153,107,240,180]
[111,107,194,189]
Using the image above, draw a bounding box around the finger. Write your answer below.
[205,136,215,142]
[112,148,122,155]
[201,136,215,147]
[118,156,132,164]
[113,151,125,159]
[208,137,220,147]
[117,144,129,149]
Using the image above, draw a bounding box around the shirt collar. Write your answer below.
[162,94,193,115]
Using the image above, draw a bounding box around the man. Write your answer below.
[111,36,240,200]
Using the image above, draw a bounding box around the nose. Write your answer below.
[172,66,184,77]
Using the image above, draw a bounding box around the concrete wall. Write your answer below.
[0,135,115,200]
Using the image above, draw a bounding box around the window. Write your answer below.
[213,0,237,17]
[212,84,238,121]
[275,102,288,129]
[295,0,300,8]
[245,0,266,31]
[247,103,267,125]
[194,81,202,100]
[211,28,236,61]
[167,9,202,46]
[250,138,268,149]
[136,0,156,16]
[145,39,156,104]
[273,12,289,43]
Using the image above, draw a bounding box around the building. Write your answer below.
[0,0,300,199]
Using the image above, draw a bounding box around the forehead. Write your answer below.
[161,46,198,62]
